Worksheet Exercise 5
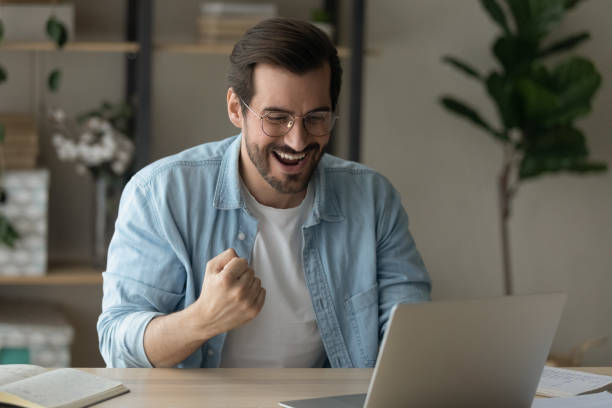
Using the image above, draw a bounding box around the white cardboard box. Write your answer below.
[0,301,74,367]
[0,169,49,276]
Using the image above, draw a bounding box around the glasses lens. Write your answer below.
[262,113,292,137]
[304,112,334,136]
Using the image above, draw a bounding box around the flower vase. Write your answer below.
[92,176,120,270]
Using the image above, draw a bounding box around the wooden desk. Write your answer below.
[83,368,372,407]
[81,367,612,407]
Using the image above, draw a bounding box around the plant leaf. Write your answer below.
[440,96,507,141]
[0,215,19,248]
[0,19,4,43]
[0,65,6,84]
[504,0,565,41]
[481,0,511,33]
[486,72,521,129]
[442,55,482,80]
[539,32,590,57]
[48,69,62,92]
[46,16,69,48]
[516,77,559,121]
[493,35,538,74]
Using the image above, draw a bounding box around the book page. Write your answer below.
[0,368,128,408]
[532,392,612,407]
[0,365,46,387]
[536,367,612,397]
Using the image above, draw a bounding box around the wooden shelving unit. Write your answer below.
[156,42,352,58]
[0,265,102,285]
[0,42,361,58]
[0,41,139,53]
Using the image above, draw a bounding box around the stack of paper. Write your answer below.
[532,392,612,407]
[536,366,612,397]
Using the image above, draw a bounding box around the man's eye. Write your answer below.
[306,114,328,123]
[265,114,290,123]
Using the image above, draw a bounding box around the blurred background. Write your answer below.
[0,0,610,368]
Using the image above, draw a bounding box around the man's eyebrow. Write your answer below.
[262,106,331,114]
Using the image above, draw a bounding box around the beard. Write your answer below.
[243,127,324,194]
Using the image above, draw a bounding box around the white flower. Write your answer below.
[57,140,78,161]
[111,161,126,175]
[52,133,65,148]
[101,132,117,151]
[48,108,66,123]
[100,120,112,133]
[80,132,95,144]
[86,117,103,131]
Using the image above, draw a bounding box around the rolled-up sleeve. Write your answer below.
[97,178,186,367]
[374,176,431,339]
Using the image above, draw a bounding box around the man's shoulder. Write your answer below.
[130,136,238,188]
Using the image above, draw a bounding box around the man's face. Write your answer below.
[241,63,332,195]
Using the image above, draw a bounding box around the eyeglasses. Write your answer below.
[240,97,338,138]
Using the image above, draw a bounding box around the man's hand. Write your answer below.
[193,248,266,336]
[143,248,265,367]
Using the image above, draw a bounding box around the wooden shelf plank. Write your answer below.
[0,265,102,285]
[0,42,139,53]
[155,42,355,57]
[0,42,377,58]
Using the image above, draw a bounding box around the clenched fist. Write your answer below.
[194,248,266,336]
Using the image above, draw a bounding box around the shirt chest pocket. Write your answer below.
[345,284,379,367]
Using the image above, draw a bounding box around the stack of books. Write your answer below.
[197,2,278,44]
[0,114,39,169]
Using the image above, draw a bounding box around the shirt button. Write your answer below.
[237,232,246,241]
[208,349,214,357]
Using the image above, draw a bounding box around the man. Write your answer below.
[97,18,431,369]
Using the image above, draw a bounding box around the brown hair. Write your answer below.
[228,18,342,111]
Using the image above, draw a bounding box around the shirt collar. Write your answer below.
[213,134,344,223]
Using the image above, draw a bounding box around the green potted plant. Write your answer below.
[0,13,68,248]
[439,0,607,295]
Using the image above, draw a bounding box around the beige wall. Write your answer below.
[363,0,612,365]
[0,0,610,366]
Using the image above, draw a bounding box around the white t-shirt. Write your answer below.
[219,180,326,368]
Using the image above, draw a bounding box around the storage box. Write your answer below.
[0,3,74,42]
[0,169,49,276]
[0,301,74,367]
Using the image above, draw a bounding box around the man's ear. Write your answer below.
[227,88,243,129]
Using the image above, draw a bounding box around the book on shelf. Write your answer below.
[197,2,277,44]
[0,364,129,408]
[0,113,39,169]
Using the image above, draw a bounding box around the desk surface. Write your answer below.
[82,367,612,408]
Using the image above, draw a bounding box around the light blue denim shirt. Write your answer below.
[97,135,431,368]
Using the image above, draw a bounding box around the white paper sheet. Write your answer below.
[536,367,612,397]
[532,392,612,407]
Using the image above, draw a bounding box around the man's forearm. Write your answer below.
[143,305,215,368]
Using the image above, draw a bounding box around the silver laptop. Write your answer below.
[279,293,566,408]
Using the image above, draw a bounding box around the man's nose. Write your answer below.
[282,118,309,152]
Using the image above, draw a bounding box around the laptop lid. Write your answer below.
[363,293,566,408]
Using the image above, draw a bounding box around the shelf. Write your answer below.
[0,41,139,53]
[0,265,103,285]
[156,42,352,57]
[0,42,377,58]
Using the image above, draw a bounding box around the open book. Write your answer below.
[0,365,129,408]
[537,366,612,397]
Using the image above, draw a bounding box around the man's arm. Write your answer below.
[97,180,265,368]
[374,175,432,339]
[143,249,265,368]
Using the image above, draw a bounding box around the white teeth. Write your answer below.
[276,151,306,161]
